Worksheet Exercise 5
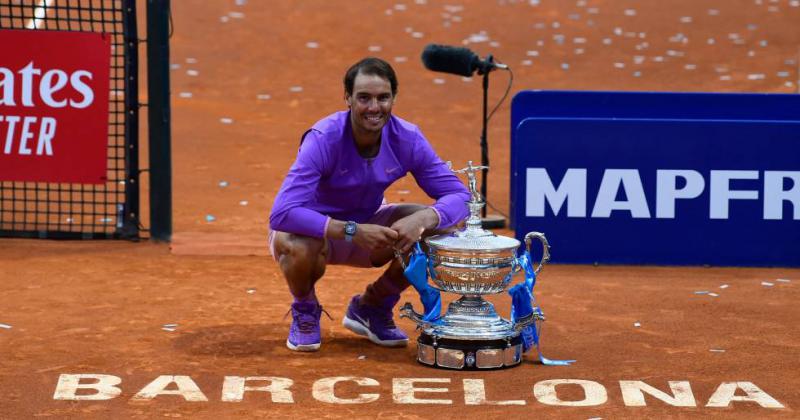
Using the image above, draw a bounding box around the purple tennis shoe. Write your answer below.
[286,301,328,352]
[343,294,409,347]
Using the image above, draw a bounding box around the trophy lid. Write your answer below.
[426,161,521,252]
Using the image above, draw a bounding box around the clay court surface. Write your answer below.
[2,0,800,418]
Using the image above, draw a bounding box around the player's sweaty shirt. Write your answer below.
[270,111,470,239]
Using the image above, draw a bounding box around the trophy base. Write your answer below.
[415,332,523,370]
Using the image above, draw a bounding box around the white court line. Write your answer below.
[25,0,55,30]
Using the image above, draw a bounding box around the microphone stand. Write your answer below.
[478,55,506,229]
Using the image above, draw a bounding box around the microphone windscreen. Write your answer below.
[421,44,478,77]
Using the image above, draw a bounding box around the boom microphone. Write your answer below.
[421,44,508,77]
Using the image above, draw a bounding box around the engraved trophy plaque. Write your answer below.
[400,161,551,369]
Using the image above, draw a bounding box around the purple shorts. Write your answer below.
[269,204,397,268]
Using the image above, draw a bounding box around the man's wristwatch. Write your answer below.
[344,221,357,242]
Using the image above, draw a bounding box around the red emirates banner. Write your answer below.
[0,30,111,184]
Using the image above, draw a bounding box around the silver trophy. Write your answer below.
[400,161,550,369]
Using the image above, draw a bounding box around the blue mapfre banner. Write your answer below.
[513,118,800,266]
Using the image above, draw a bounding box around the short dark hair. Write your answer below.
[343,57,398,96]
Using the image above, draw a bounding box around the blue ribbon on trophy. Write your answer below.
[402,242,442,323]
[508,251,575,366]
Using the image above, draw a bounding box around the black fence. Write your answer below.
[0,0,140,239]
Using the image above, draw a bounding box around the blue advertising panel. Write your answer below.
[509,91,800,229]
[513,118,800,266]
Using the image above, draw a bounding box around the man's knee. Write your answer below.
[274,233,327,266]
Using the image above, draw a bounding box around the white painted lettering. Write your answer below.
[70,70,94,109]
[221,376,294,403]
[591,169,651,218]
[130,375,208,401]
[393,378,452,404]
[463,379,525,405]
[36,117,56,156]
[40,69,69,108]
[710,170,759,219]
[53,373,122,401]
[764,171,800,220]
[620,380,696,407]
[706,381,784,408]
[526,168,587,217]
[0,68,15,106]
[18,61,41,107]
[18,116,36,155]
[534,379,608,407]
[656,170,705,218]
[312,377,379,404]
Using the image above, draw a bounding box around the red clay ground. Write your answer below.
[2,0,800,418]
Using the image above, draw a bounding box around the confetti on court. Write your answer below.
[776,279,791,283]
[218,181,229,187]
[633,322,641,328]
[162,323,177,332]
[178,92,193,98]
[228,11,245,19]
[694,290,709,295]
[709,349,726,353]
[289,86,303,93]
[246,288,256,294]
[761,281,774,287]
[708,292,719,297]
[205,215,216,222]
[0,323,12,330]
[239,200,248,206]
[220,118,234,124]
[393,56,408,63]
[358,355,367,360]
[306,41,319,49]
[186,69,199,76]
[185,57,198,64]
[720,284,729,289]
[256,94,271,100]
[368,45,382,52]
[433,78,445,84]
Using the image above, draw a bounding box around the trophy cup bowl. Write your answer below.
[400,161,550,370]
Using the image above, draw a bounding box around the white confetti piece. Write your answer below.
[777,71,790,78]
[633,322,641,328]
[526,50,539,57]
[257,94,271,100]
[411,31,424,39]
[561,63,570,70]
[218,181,229,187]
[791,0,800,7]
[397,190,410,195]
[433,78,445,85]
[235,0,247,5]
[178,92,193,98]
[461,77,473,82]
[186,69,199,76]
[707,38,716,45]
[761,281,774,287]
[358,355,367,360]
[185,58,197,64]
[220,15,229,23]
[305,41,319,49]
[776,279,791,283]
[368,45,382,52]
[684,64,697,70]
[624,9,636,16]
[694,291,709,295]
[708,9,720,15]
[466,32,489,43]
[0,323,12,329]
[573,37,587,44]
[289,86,303,92]
[394,56,408,63]
[220,118,234,124]
[614,62,625,69]
[747,73,766,80]
[205,214,216,222]
[679,16,693,23]
[162,327,176,332]
[709,349,726,353]
[521,60,533,66]
[228,11,245,19]
[720,284,729,289]
[170,63,181,70]
[720,75,732,81]
[239,200,249,206]
[394,3,407,11]
[602,38,612,45]
[708,292,719,297]
[632,71,641,77]
[246,288,256,294]
[163,323,178,328]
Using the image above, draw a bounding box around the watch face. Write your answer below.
[345,222,356,235]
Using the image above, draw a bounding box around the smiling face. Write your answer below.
[345,71,395,146]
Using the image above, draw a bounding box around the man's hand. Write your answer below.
[390,208,439,253]
[353,224,399,250]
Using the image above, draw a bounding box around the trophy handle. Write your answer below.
[524,232,551,275]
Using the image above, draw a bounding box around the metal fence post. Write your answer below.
[146,0,172,242]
